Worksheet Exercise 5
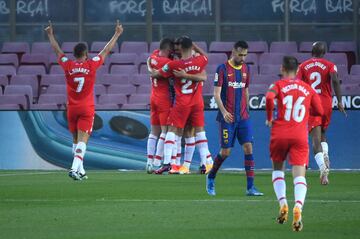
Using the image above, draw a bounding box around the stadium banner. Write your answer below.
[0,110,359,170]
[204,95,360,110]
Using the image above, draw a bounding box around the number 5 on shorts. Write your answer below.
[223,129,228,139]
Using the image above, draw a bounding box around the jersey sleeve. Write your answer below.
[214,64,225,87]
[296,64,304,81]
[58,54,70,71]
[158,60,175,78]
[89,55,104,70]
[329,62,338,74]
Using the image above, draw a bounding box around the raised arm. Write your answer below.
[44,21,64,57]
[192,42,207,57]
[99,20,124,60]
[331,72,346,116]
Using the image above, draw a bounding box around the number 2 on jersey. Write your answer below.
[283,95,306,122]
[74,77,85,93]
[310,72,321,93]
[181,79,193,94]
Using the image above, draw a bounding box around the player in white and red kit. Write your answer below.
[45,20,123,180]
[266,56,324,231]
[146,38,174,173]
[297,42,346,185]
[151,36,211,174]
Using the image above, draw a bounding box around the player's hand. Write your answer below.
[44,20,53,35]
[173,69,188,78]
[115,20,124,36]
[222,110,234,123]
[338,102,347,117]
[265,120,273,128]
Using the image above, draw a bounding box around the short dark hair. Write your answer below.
[282,56,298,72]
[234,41,248,50]
[159,38,174,51]
[73,43,87,58]
[178,36,193,50]
[311,41,326,57]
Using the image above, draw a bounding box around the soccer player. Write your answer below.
[146,38,174,173]
[206,41,263,196]
[151,36,211,174]
[266,56,324,232]
[45,20,123,180]
[297,42,346,185]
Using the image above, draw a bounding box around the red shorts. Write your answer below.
[150,98,171,126]
[67,105,95,135]
[270,137,309,166]
[308,106,332,131]
[167,102,204,129]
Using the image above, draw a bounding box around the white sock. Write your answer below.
[272,171,287,207]
[78,161,86,175]
[72,144,77,155]
[176,136,182,165]
[314,152,325,171]
[163,132,176,165]
[183,137,195,168]
[171,136,178,165]
[71,142,86,172]
[147,134,158,165]
[294,176,307,210]
[195,131,212,165]
[153,133,165,167]
[321,142,329,156]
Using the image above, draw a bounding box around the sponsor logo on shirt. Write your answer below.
[228,81,246,89]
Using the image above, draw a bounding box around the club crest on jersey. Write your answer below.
[162,64,169,72]
[228,81,246,89]
[92,56,100,62]
[61,57,68,63]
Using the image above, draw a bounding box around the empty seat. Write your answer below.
[138,53,150,66]
[247,41,268,53]
[194,41,208,52]
[139,64,150,74]
[329,41,357,53]
[133,74,150,86]
[121,103,149,110]
[203,75,214,94]
[208,53,228,65]
[249,84,268,95]
[4,85,33,108]
[96,66,108,76]
[61,42,88,53]
[120,41,148,54]
[253,74,279,85]
[342,83,360,95]
[350,65,360,75]
[206,64,219,74]
[11,75,38,98]
[259,53,285,65]
[109,53,138,67]
[49,65,64,74]
[98,94,127,105]
[110,65,138,74]
[21,54,49,68]
[128,94,150,104]
[107,84,136,95]
[0,65,16,77]
[91,41,119,53]
[337,65,349,78]
[137,85,151,94]
[0,54,19,67]
[149,42,160,53]
[45,85,66,94]
[291,53,311,64]
[98,74,129,85]
[346,75,360,85]
[209,42,233,53]
[95,104,120,110]
[18,65,46,76]
[259,64,281,75]
[31,42,52,55]
[94,84,106,96]
[37,94,66,108]
[0,95,28,109]
[1,42,30,54]
[248,64,259,76]
[245,53,258,65]
[0,75,8,90]
[299,41,328,53]
[324,53,348,66]
[270,41,297,54]
[41,75,65,87]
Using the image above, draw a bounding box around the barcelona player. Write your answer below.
[206,41,263,196]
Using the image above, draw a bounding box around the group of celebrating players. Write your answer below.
[45,20,346,232]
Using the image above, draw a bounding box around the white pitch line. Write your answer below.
[0,172,59,177]
[1,199,359,203]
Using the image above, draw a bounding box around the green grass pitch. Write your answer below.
[0,171,359,239]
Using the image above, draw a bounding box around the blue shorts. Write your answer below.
[218,119,254,148]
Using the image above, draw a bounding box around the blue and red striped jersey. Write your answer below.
[214,60,250,122]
